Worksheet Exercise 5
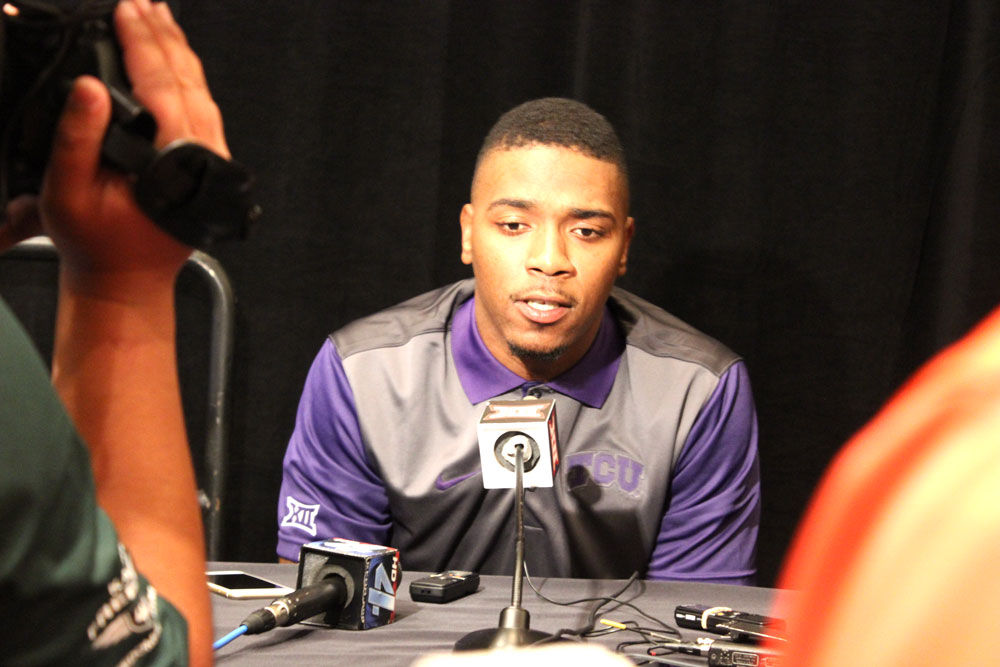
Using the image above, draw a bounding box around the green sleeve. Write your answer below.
[1,300,188,664]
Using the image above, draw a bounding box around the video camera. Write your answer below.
[0,0,260,248]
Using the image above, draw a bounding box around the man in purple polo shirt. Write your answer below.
[277,98,760,583]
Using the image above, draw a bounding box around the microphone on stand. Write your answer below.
[476,398,559,490]
[455,398,560,651]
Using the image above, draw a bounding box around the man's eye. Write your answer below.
[497,221,525,233]
[573,227,604,239]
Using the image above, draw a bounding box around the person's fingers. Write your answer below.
[0,195,42,253]
[115,0,191,94]
[43,76,112,209]
[148,0,197,59]
[115,0,228,155]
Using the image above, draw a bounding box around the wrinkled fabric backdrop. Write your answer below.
[2,0,998,586]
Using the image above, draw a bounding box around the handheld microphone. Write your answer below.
[295,538,402,630]
[240,579,348,635]
[476,398,559,488]
[215,540,400,650]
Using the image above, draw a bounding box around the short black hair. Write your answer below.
[475,97,628,179]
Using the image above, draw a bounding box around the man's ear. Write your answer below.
[459,203,475,265]
[618,216,635,276]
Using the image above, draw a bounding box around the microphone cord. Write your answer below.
[212,624,248,650]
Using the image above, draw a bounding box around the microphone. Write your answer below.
[456,397,561,651]
[214,539,400,650]
[295,538,402,630]
[476,398,559,488]
[240,579,348,635]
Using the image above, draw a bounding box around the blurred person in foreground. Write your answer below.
[769,304,1000,665]
[0,0,232,662]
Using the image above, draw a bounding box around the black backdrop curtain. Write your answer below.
[60,1,1000,585]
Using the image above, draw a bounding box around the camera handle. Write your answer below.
[92,20,261,248]
[102,117,261,249]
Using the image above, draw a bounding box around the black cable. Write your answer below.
[523,564,681,645]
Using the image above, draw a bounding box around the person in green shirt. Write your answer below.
[1,0,233,662]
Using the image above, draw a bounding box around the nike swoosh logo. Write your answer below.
[434,470,481,491]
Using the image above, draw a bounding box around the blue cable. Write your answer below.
[213,624,248,650]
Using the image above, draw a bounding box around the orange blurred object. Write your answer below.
[770,305,1000,666]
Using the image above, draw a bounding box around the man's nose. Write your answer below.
[526,225,573,277]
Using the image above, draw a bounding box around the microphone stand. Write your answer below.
[454,444,555,650]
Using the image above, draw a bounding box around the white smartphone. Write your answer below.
[206,570,294,599]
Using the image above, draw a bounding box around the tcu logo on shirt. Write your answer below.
[281,496,320,536]
[565,451,645,496]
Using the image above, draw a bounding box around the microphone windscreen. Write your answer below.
[296,538,402,630]
[476,398,559,489]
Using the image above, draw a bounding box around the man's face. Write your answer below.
[460,144,634,380]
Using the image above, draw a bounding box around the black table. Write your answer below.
[210,562,778,666]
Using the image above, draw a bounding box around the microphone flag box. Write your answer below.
[296,538,402,630]
[477,398,559,489]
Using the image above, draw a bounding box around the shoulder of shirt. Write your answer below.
[610,286,741,377]
[330,279,475,359]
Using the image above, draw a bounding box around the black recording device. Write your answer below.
[671,605,785,666]
[0,0,261,248]
[705,639,783,667]
[410,570,480,604]
[675,604,785,644]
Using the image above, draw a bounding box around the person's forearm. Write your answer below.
[52,269,212,666]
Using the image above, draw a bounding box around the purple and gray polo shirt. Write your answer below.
[278,279,760,584]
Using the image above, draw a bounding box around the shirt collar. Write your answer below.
[451,296,623,408]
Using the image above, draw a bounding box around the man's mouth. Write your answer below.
[514,295,571,324]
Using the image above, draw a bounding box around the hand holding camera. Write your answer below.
[1,0,259,258]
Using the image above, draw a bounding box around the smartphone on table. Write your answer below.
[206,570,294,599]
